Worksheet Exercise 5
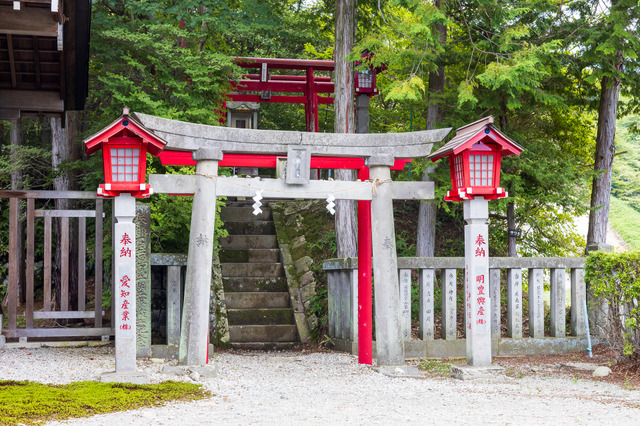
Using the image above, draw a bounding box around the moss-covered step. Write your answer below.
[220,207,272,222]
[219,249,281,263]
[223,277,288,292]
[224,221,276,235]
[221,262,284,277]
[227,308,295,325]
[224,292,290,309]
[220,235,277,249]
[228,324,298,342]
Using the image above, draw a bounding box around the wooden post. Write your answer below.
[94,199,104,327]
[26,199,35,329]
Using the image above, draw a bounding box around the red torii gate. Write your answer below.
[230,57,335,133]
[159,150,410,365]
[176,57,389,363]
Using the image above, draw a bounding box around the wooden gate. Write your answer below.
[1,190,113,340]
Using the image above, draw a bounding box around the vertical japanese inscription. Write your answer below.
[115,230,135,338]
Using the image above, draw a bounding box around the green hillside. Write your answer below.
[611,116,640,249]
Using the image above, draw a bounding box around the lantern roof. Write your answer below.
[83,108,167,156]
[428,116,524,162]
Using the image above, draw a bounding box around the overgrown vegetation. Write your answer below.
[417,359,454,378]
[0,380,210,425]
[585,250,640,361]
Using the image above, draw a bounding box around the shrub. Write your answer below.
[585,250,640,359]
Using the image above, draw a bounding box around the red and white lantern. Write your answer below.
[429,116,523,202]
[84,108,167,198]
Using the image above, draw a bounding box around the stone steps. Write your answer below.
[220,200,299,348]
[220,207,272,222]
[228,325,298,343]
[227,308,294,325]
[225,221,275,235]
[220,248,280,263]
[221,262,283,277]
[223,277,288,292]
[224,292,290,309]
[220,235,277,250]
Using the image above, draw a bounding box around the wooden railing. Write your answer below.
[1,190,111,340]
[323,257,589,357]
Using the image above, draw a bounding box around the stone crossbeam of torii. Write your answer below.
[133,112,452,367]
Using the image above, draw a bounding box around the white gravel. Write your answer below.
[1,346,639,425]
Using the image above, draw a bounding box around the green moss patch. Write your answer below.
[0,380,210,425]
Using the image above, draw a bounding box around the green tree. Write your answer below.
[355,0,596,256]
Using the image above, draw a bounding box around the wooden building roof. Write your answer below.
[0,0,90,120]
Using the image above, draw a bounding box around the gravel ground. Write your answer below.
[1,346,639,425]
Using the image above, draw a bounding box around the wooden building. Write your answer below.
[0,0,90,119]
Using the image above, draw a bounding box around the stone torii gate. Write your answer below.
[133,112,452,367]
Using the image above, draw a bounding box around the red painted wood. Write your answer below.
[305,68,319,132]
[160,151,412,172]
[357,167,373,365]
[242,74,332,82]
[231,80,334,94]
[234,57,335,71]
[228,94,334,105]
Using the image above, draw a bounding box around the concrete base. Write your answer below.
[152,344,214,361]
[3,340,112,350]
[376,365,424,379]
[151,344,179,359]
[331,337,596,359]
[100,370,151,385]
[450,364,505,381]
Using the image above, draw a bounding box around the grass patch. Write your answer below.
[609,196,640,249]
[417,359,452,377]
[0,380,210,425]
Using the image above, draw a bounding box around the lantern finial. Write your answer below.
[123,106,130,116]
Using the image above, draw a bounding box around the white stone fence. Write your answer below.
[323,257,592,358]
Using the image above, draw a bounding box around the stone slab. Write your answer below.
[376,365,424,379]
[188,365,218,378]
[151,344,179,359]
[450,364,505,381]
[100,370,150,385]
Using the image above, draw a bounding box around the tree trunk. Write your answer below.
[587,75,621,247]
[51,113,79,311]
[416,4,446,258]
[334,0,358,258]
[10,118,26,304]
[416,164,437,257]
[507,201,516,257]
